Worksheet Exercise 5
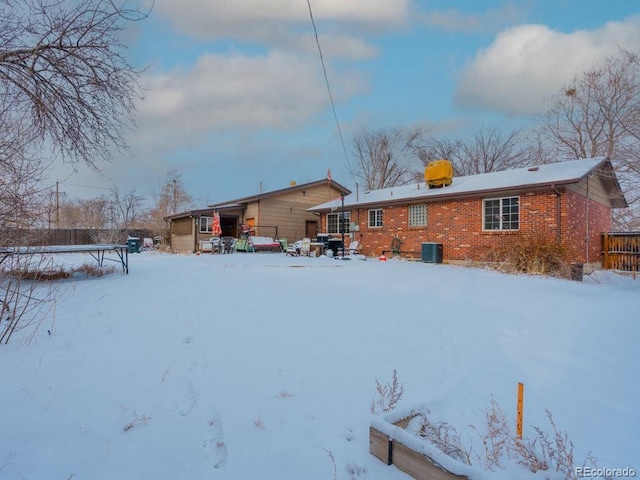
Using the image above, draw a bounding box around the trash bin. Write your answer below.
[127,237,140,254]
[570,263,583,281]
[327,238,344,257]
[421,242,443,263]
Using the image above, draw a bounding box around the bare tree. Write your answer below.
[110,187,145,229]
[422,127,527,177]
[351,127,427,190]
[147,170,193,237]
[0,161,52,251]
[57,197,112,229]
[0,0,148,170]
[421,137,462,168]
[537,49,640,227]
[456,127,528,176]
[0,0,149,344]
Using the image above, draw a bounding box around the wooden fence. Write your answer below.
[0,229,157,247]
[602,232,640,271]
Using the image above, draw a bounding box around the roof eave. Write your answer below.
[311,180,586,212]
[208,179,351,208]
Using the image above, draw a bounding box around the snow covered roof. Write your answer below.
[309,157,627,211]
[207,178,350,209]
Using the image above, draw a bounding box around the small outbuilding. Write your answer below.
[165,178,350,253]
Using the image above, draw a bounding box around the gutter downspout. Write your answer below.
[355,183,360,238]
[552,186,561,243]
[585,174,590,266]
[193,216,198,253]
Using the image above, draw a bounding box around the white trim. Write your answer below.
[482,196,519,231]
[368,208,384,228]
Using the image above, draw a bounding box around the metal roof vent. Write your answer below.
[528,166,539,172]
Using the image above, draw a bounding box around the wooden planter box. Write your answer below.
[370,408,469,480]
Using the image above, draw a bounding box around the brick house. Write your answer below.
[164,178,349,253]
[309,157,627,269]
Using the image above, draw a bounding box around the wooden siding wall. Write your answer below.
[250,184,341,242]
[566,174,614,207]
[171,235,194,253]
[170,217,195,253]
[602,232,640,271]
[172,217,193,235]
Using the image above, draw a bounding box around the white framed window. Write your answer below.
[408,204,427,227]
[199,216,213,233]
[483,197,519,231]
[368,208,383,228]
[327,212,350,234]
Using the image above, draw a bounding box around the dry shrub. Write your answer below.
[6,255,71,281]
[421,397,602,479]
[123,412,151,432]
[73,263,116,277]
[486,233,570,276]
[7,262,115,280]
[11,268,72,281]
[471,397,519,470]
[523,410,577,479]
[371,378,604,478]
[413,410,472,465]
[370,369,405,414]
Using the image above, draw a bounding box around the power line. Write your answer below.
[306,0,352,175]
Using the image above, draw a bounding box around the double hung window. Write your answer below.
[483,197,519,230]
[368,209,383,228]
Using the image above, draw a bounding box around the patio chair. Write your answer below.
[347,240,361,255]
[286,240,301,256]
[210,237,221,254]
[300,238,311,257]
[221,236,235,254]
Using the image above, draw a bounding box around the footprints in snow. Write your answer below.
[175,335,227,469]
[174,337,208,418]
[202,409,228,469]
[177,378,197,417]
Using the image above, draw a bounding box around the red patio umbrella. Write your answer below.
[212,211,222,236]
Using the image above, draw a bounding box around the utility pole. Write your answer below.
[55,180,60,229]
[172,179,177,214]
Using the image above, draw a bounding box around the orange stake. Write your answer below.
[516,382,524,439]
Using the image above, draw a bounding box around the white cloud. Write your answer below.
[455,16,640,115]
[422,3,526,33]
[133,51,367,154]
[156,0,410,28]
[293,32,377,60]
[153,0,410,58]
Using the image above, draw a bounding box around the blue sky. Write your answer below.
[53,0,640,206]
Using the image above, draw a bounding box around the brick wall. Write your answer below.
[342,188,611,264]
[563,189,612,264]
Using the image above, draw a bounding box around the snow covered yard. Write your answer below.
[1,252,638,479]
